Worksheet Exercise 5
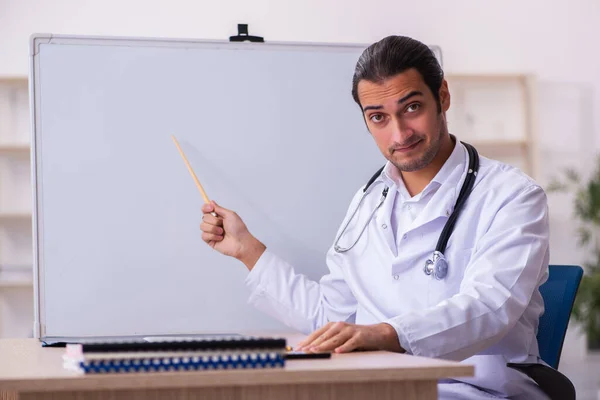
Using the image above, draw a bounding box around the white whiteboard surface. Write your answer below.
[30,34,383,340]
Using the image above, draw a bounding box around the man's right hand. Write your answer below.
[200,201,266,271]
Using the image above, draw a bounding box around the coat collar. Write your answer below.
[373,137,470,232]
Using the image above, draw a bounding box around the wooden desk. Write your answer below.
[0,335,474,400]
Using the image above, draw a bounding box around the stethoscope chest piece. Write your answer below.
[424,251,448,280]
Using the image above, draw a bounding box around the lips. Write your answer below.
[392,140,421,153]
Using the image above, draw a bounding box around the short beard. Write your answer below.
[389,120,446,172]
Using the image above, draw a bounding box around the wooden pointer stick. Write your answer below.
[171,135,217,216]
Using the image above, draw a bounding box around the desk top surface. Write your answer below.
[0,333,474,392]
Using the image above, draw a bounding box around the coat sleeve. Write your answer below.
[386,184,550,360]
[244,190,363,334]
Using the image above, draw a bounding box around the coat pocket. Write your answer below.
[428,247,474,306]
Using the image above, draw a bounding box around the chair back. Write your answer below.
[537,265,583,368]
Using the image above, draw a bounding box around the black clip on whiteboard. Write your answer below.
[229,24,264,43]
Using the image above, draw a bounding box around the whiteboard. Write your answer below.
[30,34,383,340]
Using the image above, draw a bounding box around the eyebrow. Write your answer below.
[362,90,424,112]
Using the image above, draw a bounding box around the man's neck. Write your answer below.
[401,134,455,197]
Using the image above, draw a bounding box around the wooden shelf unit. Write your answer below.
[445,73,537,177]
[0,76,34,339]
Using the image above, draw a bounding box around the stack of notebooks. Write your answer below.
[62,336,287,374]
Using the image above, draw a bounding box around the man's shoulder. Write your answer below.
[476,156,544,198]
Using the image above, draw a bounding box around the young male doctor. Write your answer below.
[200,36,550,400]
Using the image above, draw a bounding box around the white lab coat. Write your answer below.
[245,142,550,399]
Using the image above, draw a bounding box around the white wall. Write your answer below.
[1,0,599,394]
[0,1,598,78]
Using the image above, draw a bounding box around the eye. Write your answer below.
[406,103,421,113]
[369,114,385,123]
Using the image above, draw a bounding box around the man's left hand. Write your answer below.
[295,322,404,354]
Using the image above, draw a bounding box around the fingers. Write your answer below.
[200,221,223,235]
[200,202,229,246]
[212,201,235,218]
[201,202,214,213]
[202,213,223,226]
[202,232,223,242]
[202,201,236,221]
[311,328,353,353]
[200,219,224,243]
[296,324,331,350]
[334,335,360,353]
[297,322,346,351]
[306,323,345,350]
[296,323,368,354]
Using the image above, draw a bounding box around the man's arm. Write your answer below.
[384,184,549,360]
[200,199,360,335]
[244,247,359,334]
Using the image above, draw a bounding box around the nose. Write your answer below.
[390,117,414,144]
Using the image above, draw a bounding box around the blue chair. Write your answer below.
[508,264,583,400]
[537,265,584,368]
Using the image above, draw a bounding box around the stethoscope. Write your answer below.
[333,141,479,280]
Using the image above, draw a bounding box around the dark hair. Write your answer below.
[351,36,444,111]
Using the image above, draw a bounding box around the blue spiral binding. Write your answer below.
[80,352,285,374]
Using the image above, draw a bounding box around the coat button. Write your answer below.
[403,234,408,240]
[393,274,399,280]
[382,223,387,229]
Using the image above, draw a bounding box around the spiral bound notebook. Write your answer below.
[75,336,287,353]
[63,336,287,374]
[63,348,286,374]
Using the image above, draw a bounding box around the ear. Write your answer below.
[439,79,451,113]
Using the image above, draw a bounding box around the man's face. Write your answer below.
[357,69,450,172]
